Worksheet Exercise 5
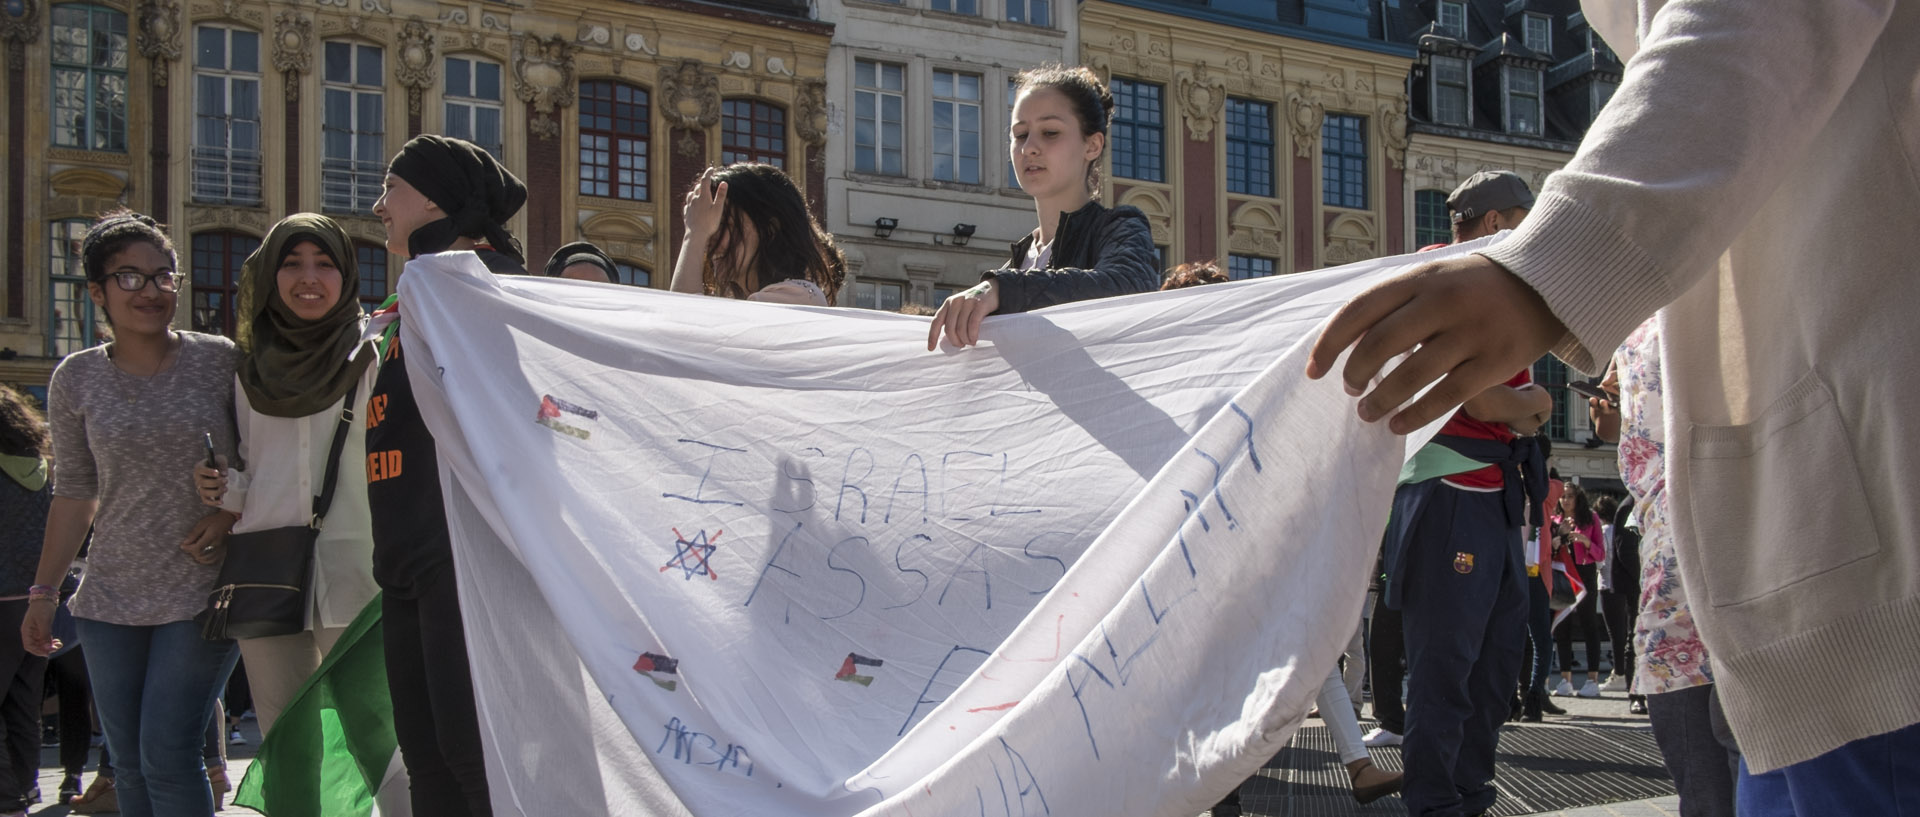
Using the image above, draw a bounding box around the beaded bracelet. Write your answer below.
[27,584,58,601]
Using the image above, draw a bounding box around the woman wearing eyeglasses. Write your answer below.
[20,210,243,817]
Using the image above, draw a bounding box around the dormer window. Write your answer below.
[1438,1,1466,37]
[1506,66,1541,135]
[1431,56,1470,126]
[1523,13,1551,53]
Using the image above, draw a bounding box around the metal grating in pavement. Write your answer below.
[1215,720,1674,817]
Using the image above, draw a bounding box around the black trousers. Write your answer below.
[1601,589,1637,686]
[48,644,95,777]
[1555,562,1606,676]
[384,563,493,817]
[0,600,48,811]
[1368,592,1404,734]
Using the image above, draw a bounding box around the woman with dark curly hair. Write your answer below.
[0,385,53,817]
[670,161,845,306]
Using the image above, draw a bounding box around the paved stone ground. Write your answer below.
[22,677,1678,816]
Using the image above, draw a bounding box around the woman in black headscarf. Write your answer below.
[364,135,526,817]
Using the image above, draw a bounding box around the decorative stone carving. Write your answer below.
[658,59,720,131]
[1175,62,1227,142]
[480,12,508,32]
[1323,214,1377,267]
[625,32,656,55]
[394,18,434,115]
[49,167,129,199]
[136,0,182,87]
[1409,154,1461,191]
[436,7,468,25]
[185,204,272,232]
[1228,202,1284,257]
[316,0,346,8]
[766,55,793,77]
[361,0,391,13]
[576,23,609,45]
[722,50,749,70]
[1286,83,1326,158]
[512,34,577,139]
[1,0,40,71]
[795,78,827,146]
[1378,98,1410,169]
[271,10,312,101]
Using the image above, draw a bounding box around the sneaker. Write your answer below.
[60,774,82,803]
[1629,696,1649,715]
[1362,727,1403,747]
[230,728,247,745]
[1552,678,1575,697]
[1579,680,1602,698]
[1602,674,1629,692]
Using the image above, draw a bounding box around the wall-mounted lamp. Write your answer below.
[873,217,898,239]
[951,223,976,247]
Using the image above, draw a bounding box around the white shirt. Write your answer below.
[221,350,380,629]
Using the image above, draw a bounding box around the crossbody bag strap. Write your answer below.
[308,377,362,529]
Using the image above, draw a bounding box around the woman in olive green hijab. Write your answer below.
[190,214,382,748]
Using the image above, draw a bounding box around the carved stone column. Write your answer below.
[659,59,719,273]
[1175,62,1225,141]
[795,78,828,220]
[137,0,181,216]
[395,18,434,136]
[272,10,312,210]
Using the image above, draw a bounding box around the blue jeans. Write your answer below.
[77,618,239,817]
[1737,720,1920,816]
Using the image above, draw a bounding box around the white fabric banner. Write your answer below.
[396,248,1449,817]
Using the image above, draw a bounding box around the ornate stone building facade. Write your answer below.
[0,0,828,390]
[1078,0,1413,277]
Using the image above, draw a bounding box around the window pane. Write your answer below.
[1414,189,1450,246]
[1111,79,1164,182]
[197,26,224,69]
[446,57,470,97]
[232,30,258,73]
[356,44,381,85]
[324,41,349,83]
[1320,114,1367,209]
[476,61,501,101]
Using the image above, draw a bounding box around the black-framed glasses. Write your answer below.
[111,271,184,293]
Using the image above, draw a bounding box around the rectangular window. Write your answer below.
[1523,13,1552,54]
[1592,79,1618,119]
[1532,355,1570,440]
[321,41,385,214]
[1585,27,1614,60]
[1507,67,1542,135]
[190,232,260,337]
[854,280,905,311]
[47,220,96,357]
[355,244,389,310]
[1321,114,1367,209]
[1437,0,1465,36]
[1430,56,1469,126]
[578,81,649,200]
[931,0,977,14]
[854,60,905,176]
[721,99,786,168]
[1227,255,1276,280]
[1006,0,1049,26]
[932,70,981,184]
[1005,79,1021,189]
[192,26,261,205]
[444,56,504,159]
[1415,189,1450,247]
[615,262,651,288]
[1224,98,1273,197]
[50,5,129,151]
[1110,79,1163,183]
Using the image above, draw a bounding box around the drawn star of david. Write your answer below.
[661,527,721,581]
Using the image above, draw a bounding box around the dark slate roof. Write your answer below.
[1391,0,1622,145]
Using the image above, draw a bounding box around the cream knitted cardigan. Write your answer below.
[1479,0,1920,773]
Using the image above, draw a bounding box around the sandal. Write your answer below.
[69,775,118,814]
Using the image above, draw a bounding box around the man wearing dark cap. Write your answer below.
[1448,170,1535,243]
[366,134,526,817]
[543,240,619,283]
[1377,167,1552,816]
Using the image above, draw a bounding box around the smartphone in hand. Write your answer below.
[203,432,219,470]
[1568,380,1612,402]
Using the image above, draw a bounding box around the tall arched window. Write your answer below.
[578,81,649,201]
[721,99,785,168]
[50,4,129,151]
[192,25,262,204]
[190,232,259,336]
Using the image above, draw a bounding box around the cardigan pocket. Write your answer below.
[1685,371,1882,609]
